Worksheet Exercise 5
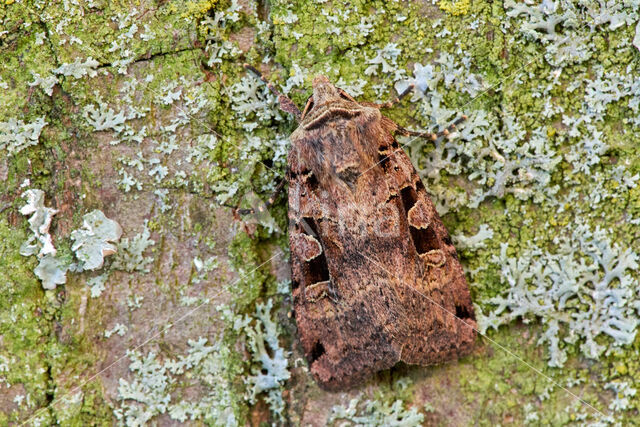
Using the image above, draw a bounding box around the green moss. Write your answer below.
[0,219,51,422]
[227,230,271,310]
[453,327,605,424]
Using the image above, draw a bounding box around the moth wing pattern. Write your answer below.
[287,76,476,390]
[375,118,477,366]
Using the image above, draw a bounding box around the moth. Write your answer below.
[243,64,476,390]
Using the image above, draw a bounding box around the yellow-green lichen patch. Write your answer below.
[438,0,472,16]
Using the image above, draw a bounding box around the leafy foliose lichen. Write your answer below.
[328,398,425,426]
[18,189,67,290]
[33,254,68,290]
[70,210,123,271]
[0,117,48,154]
[111,224,155,273]
[478,221,640,367]
[328,379,425,427]
[244,298,291,421]
[19,189,58,259]
[52,57,101,79]
[113,298,290,425]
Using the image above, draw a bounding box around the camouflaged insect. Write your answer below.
[245,65,476,390]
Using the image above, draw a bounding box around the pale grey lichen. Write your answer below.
[230,76,282,131]
[605,381,637,412]
[153,188,170,212]
[112,125,147,146]
[192,255,219,284]
[19,189,69,290]
[154,82,182,106]
[115,337,240,426]
[0,117,48,154]
[281,61,309,95]
[394,55,570,214]
[117,170,142,193]
[163,338,240,424]
[381,2,639,220]
[70,210,123,271]
[83,102,127,132]
[111,224,155,273]
[466,123,561,208]
[19,189,58,258]
[365,43,402,76]
[478,222,640,367]
[200,0,244,67]
[115,350,173,426]
[452,224,494,251]
[87,272,109,298]
[33,254,68,290]
[18,192,129,291]
[113,297,289,425]
[52,56,100,79]
[127,295,144,310]
[104,323,128,338]
[244,299,291,421]
[28,72,59,96]
[335,77,368,97]
[147,159,169,183]
[504,0,640,66]
[328,397,424,427]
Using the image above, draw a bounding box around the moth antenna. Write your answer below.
[435,114,467,139]
[376,83,415,109]
[243,63,302,121]
[396,114,467,141]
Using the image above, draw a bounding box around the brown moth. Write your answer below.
[245,65,476,390]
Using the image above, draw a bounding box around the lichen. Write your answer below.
[244,299,291,421]
[70,210,122,271]
[113,298,289,425]
[438,0,472,16]
[19,189,58,258]
[477,221,640,367]
[328,379,424,426]
[452,224,494,251]
[18,189,68,290]
[111,224,155,274]
[52,57,100,79]
[0,117,48,154]
[33,254,68,290]
[329,398,425,426]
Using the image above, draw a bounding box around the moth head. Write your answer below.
[312,75,341,105]
[300,76,360,123]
